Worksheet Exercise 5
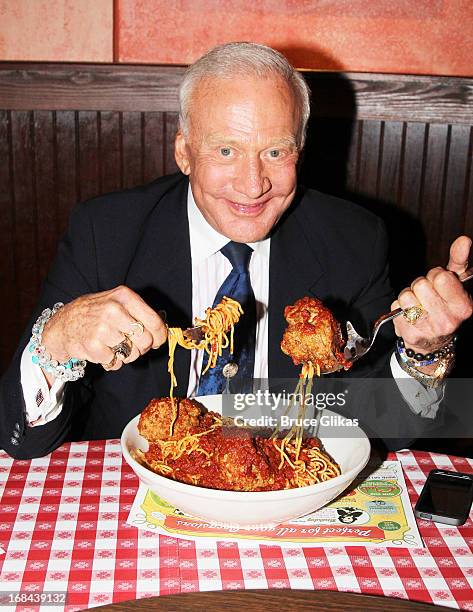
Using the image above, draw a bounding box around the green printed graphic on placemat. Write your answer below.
[377,521,401,531]
[127,461,424,547]
[148,490,174,511]
[366,500,397,515]
[141,489,183,524]
[358,479,401,497]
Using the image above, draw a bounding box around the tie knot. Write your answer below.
[221,241,253,273]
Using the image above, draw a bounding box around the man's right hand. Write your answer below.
[41,286,168,379]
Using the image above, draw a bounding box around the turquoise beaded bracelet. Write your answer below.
[28,302,86,382]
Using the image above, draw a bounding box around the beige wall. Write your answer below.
[1,0,472,77]
[0,0,113,62]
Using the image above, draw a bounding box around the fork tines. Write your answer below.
[182,326,205,343]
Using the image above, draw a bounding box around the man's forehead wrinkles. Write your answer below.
[205,133,297,148]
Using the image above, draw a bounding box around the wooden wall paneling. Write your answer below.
[398,122,430,279]
[33,110,58,282]
[99,111,122,194]
[378,121,431,285]
[345,119,361,195]
[0,64,185,112]
[0,110,18,367]
[163,112,178,175]
[439,124,472,260]
[55,111,79,235]
[142,111,164,181]
[463,128,473,238]
[345,74,473,125]
[77,111,100,203]
[420,124,450,266]
[357,120,382,199]
[143,111,165,182]
[377,121,403,206]
[121,111,144,189]
[399,122,427,217]
[11,111,39,328]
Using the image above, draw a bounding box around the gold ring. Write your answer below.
[102,354,117,371]
[112,335,133,360]
[102,334,134,371]
[128,320,144,338]
[103,335,134,371]
[403,305,424,325]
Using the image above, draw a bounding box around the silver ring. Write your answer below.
[128,320,145,338]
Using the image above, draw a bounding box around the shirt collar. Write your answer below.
[187,185,270,263]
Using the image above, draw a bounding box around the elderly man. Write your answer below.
[0,42,471,459]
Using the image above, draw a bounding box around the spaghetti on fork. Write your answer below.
[275,297,352,462]
[166,296,243,434]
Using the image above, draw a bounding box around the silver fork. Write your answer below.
[180,267,473,373]
[340,266,473,370]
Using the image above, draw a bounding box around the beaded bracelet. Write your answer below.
[395,348,454,389]
[28,303,86,382]
[396,336,456,367]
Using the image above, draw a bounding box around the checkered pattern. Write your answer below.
[1,443,472,611]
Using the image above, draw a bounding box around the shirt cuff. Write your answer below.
[390,352,444,419]
[20,344,66,426]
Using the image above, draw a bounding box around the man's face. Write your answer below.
[175,75,300,243]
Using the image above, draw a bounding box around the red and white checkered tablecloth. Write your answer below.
[0,441,472,611]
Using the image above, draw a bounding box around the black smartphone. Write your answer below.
[414,469,473,526]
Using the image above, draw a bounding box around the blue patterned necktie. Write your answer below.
[197,241,256,395]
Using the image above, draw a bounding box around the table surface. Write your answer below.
[0,442,472,611]
[92,589,457,611]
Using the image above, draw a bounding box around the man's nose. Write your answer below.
[233,157,271,199]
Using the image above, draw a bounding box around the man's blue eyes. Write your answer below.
[219,148,282,158]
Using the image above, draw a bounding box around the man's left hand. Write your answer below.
[392,235,473,354]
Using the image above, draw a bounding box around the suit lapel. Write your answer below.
[125,176,192,397]
[268,189,327,380]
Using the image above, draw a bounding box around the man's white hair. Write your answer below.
[178,42,311,149]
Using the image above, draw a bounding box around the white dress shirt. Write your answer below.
[20,187,443,426]
[186,187,269,396]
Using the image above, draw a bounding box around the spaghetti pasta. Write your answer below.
[166,296,243,434]
[133,397,340,491]
[277,297,351,463]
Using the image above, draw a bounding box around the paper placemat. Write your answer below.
[127,460,423,548]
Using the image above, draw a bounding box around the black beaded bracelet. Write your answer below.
[396,336,456,367]
[395,346,454,388]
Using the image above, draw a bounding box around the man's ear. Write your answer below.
[174,131,191,175]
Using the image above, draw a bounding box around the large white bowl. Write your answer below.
[121,395,371,526]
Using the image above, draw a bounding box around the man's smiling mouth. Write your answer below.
[225,198,270,214]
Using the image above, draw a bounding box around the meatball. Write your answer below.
[280,297,351,372]
[138,397,204,442]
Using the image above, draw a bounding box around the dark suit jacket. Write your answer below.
[0,173,442,458]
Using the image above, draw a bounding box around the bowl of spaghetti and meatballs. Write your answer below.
[121,395,370,527]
